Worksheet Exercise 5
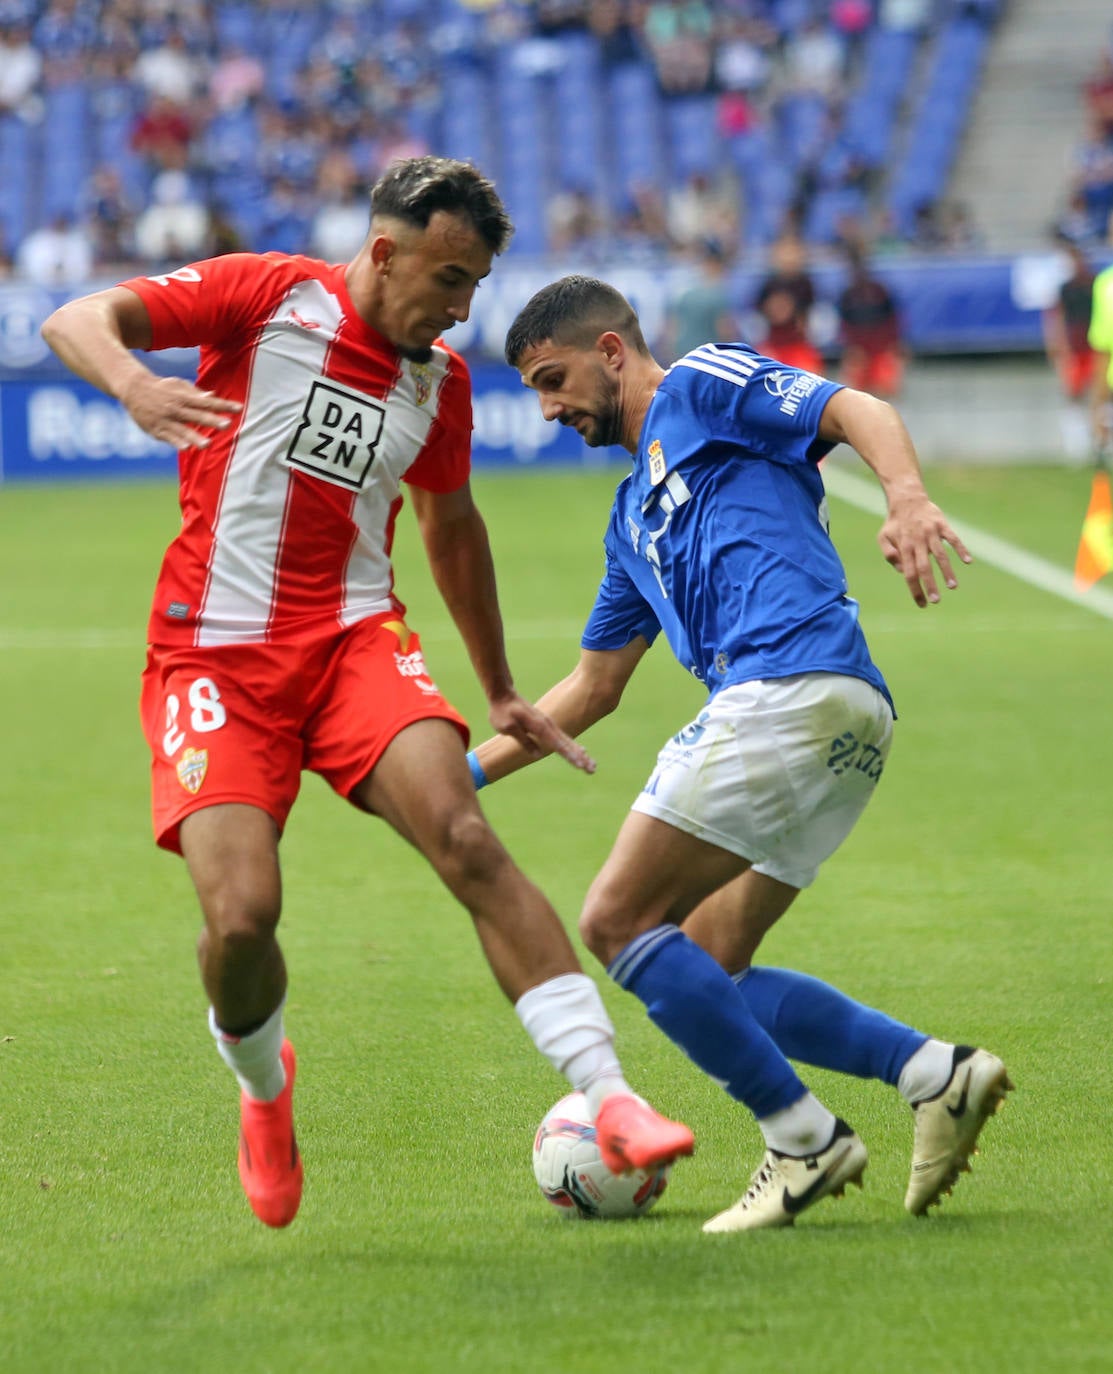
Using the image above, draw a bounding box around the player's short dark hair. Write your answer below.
[370,156,513,255]
[504,275,651,367]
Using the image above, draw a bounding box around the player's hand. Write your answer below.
[119,373,243,449]
[878,494,972,607]
[488,693,596,774]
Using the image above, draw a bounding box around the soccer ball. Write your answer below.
[531,1091,670,1220]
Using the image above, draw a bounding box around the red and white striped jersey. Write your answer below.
[122,252,472,648]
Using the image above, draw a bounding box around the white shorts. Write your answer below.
[631,673,893,890]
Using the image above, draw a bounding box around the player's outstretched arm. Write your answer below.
[41,287,241,449]
[410,482,596,774]
[818,387,972,608]
[471,640,649,786]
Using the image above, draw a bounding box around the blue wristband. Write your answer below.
[466,750,489,790]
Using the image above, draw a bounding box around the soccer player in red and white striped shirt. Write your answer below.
[42,156,693,1228]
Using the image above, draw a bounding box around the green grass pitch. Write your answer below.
[0,464,1109,1373]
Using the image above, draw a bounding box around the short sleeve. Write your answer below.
[402,348,472,493]
[581,540,661,652]
[119,253,291,351]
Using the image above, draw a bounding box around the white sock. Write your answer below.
[515,972,631,1120]
[209,1002,286,1102]
[897,1038,956,1104]
[758,1091,838,1156]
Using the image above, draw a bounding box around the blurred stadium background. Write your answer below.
[1,0,1112,476]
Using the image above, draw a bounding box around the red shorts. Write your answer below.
[1058,347,1095,401]
[843,347,904,398]
[766,341,824,375]
[139,613,469,853]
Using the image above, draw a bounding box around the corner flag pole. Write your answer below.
[1074,414,1113,591]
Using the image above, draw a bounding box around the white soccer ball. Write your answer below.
[531,1091,670,1220]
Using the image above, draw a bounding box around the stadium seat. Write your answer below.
[606,62,666,205]
[663,94,721,183]
[440,64,497,173]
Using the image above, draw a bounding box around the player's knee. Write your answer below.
[433,808,511,899]
[202,885,281,951]
[578,889,637,965]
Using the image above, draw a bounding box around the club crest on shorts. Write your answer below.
[176,746,208,794]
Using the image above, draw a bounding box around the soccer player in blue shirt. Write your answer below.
[468,276,1012,1232]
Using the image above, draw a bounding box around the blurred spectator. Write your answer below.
[132,24,205,105]
[1083,52,1113,142]
[208,42,265,114]
[1042,236,1097,459]
[783,17,846,99]
[908,201,948,250]
[80,163,135,266]
[308,158,371,263]
[34,0,97,86]
[588,0,642,67]
[938,200,985,252]
[534,0,589,35]
[133,168,210,264]
[666,170,741,254]
[614,180,673,258]
[663,238,738,361]
[836,247,905,400]
[130,93,196,172]
[1069,113,1113,245]
[754,233,822,372]
[547,186,609,257]
[713,12,773,95]
[642,0,715,95]
[953,0,1002,25]
[879,0,933,32]
[0,21,43,118]
[831,0,873,48]
[1052,188,1099,248]
[257,102,325,190]
[15,213,94,286]
[257,176,314,256]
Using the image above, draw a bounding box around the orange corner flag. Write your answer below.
[1074,470,1113,591]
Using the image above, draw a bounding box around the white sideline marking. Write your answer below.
[822,466,1113,623]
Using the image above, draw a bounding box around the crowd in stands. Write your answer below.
[0,0,1003,292]
[1054,47,1113,251]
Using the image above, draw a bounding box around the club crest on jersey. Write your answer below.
[176,746,208,794]
[647,438,667,486]
[410,361,433,407]
[286,377,386,490]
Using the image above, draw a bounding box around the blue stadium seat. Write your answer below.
[212,3,259,51]
[440,64,497,172]
[493,54,550,255]
[91,82,148,204]
[664,94,721,182]
[606,62,666,205]
[887,18,991,233]
[840,27,920,170]
[0,113,39,247]
[551,34,608,197]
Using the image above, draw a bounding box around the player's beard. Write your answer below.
[578,371,623,448]
[397,344,434,363]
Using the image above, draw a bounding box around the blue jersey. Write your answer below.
[581,342,893,712]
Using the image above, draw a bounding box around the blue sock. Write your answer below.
[734,966,928,1086]
[608,926,806,1119]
